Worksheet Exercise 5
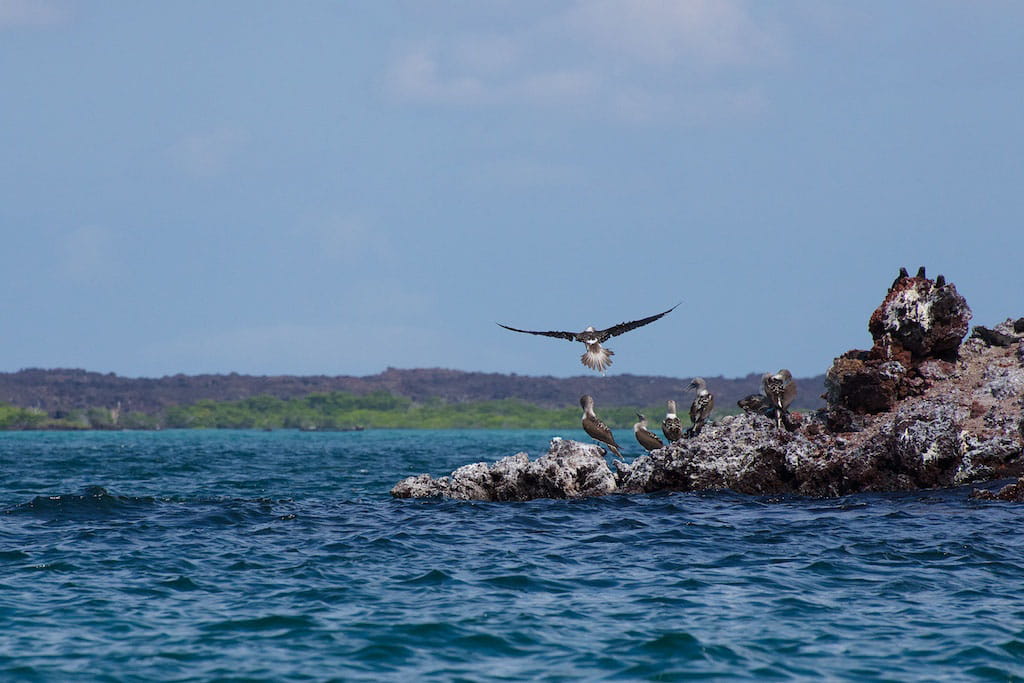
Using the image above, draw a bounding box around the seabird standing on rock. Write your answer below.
[916,266,926,279]
[762,369,797,430]
[662,400,683,442]
[890,266,910,291]
[580,395,623,459]
[737,393,770,414]
[633,413,664,452]
[498,304,679,374]
[687,377,714,436]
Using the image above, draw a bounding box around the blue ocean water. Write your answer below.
[2,430,1023,681]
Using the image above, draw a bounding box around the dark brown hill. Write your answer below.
[0,367,825,417]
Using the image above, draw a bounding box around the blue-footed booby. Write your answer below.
[633,413,664,452]
[580,395,623,459]
[662,400,683,442]
[687,377,714,436]
[762,369,797,430]
[737,393,770,414]
[498,304,679,374]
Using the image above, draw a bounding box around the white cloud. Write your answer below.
[386,49,490,105]
[386,48,598,108]
[562,0,782,67]
[0,0,67,27]
[383,0,783,124]
[169,127,249,179]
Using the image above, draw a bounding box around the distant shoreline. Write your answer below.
[0,368,826,432]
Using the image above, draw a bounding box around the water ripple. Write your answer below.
[2,430,1024,680]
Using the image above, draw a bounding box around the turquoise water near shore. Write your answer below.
[2,429,1023,680]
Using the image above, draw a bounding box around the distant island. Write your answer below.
[0,367,825,431]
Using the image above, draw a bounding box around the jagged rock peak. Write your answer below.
[827,269,973,420]
[868,268,971,359]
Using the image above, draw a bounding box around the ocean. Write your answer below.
[2,429,1023,681]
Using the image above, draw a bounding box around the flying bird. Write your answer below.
[662,399,683,442]
[633,413,664,452]
[498,304,679,374]
[688,377,715,436]
[762,369,797,430]
[580,395,623,459]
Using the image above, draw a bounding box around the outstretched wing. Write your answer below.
[497,323,578,342]
[596,303,680,342]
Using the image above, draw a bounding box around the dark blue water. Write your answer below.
[2,430,1023,681]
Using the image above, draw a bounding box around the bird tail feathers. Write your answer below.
[581,346,613,373]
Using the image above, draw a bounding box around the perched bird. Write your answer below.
[633,413,664,452]
[935,274,946,287]
[762,369,797,429]
[662,399,683,442]
[580,395,623,459]
[687,377,714,436]
[498,304,679,374]
[916,266,926,279]
[737,393,770,414]
[890,266,910,291]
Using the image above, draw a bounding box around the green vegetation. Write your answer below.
[0,403,50,429]
[0,391,737,431]
[162,392,584,430]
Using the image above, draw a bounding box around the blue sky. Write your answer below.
[2,1,1022,380]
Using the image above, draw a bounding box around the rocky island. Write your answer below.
[392,270,1024,500]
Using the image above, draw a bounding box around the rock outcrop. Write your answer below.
[391,437,618,501]
[392,270,1024,501]
[824,271,972,427]
[973,475,1024,502]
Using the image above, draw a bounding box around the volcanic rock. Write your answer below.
[868,272,971,358]
[825,270,975,418]
[390,437,617,501]
[972,476,1024,502]
[824,357,904,416]
[972,325,1017,347]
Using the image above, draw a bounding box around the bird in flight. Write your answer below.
[498,304,679,374]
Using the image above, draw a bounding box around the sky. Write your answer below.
[2,1,1022,381]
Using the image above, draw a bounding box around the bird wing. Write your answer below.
[496,323,578,341]
[782,381,798,408]
[595,303,679,342]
